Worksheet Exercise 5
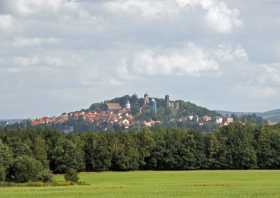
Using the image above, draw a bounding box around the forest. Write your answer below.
[1,123,280,183]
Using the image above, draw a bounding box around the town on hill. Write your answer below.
[29,94,265,133]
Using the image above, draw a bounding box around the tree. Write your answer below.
[64,169,79,183]
[110,133,140,171]
[83,133,112,171]
[257,126,280,168]
[205,133,223,169]
[0,140,12,181]
[7,139,32,158]
[8,155,44,183]
[49,137,84,173]
[218,123,257,169]
[0,166,6,182]
[32,136,48,168]
[0,140,12,169]
[136,128,154,169]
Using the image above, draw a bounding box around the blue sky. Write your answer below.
[0,0,279,119]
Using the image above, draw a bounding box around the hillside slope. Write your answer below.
[217,109,280,124]
[258,109,280,123]
[30,94,227,132]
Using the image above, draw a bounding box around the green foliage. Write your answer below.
[8,155,44,183]
[64,169,79,183]
[0,166,6,182]
[256,126,280,168]
[37,169,53,183]
[0,140,13,169]
[6,137,32,158]
[83,133,112,171]
[110,133,140,171]
[48,137,84,173]
[32,136,49,168]
[217,123,257,169]
[1,123,280,184]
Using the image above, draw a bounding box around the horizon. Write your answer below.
[1,0,280,119]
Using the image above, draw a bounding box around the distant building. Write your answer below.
[122,119,130,129]
[188,115,194,121]
[225,117,234,126]
[151,98,157,114]
[126,100,131,110]
[174,101,180,110]
[143,120,161,127]
[202,115,212,122]
[106,102,122,112]
[165,95,170,108]
[216,117,223,125]
[144,93,149,105]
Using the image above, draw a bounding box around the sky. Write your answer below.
[0,0,280,119]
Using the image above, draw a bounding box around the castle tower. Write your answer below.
[144,93,149,105]
[151,98,157,114]
[165,95,170,108]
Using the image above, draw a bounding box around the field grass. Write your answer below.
[0,170,280,198]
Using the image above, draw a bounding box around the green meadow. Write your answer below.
[1,171,280,198]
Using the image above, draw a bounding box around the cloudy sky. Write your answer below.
[0,0,279,118]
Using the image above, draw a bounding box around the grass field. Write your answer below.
[0,171,280,198]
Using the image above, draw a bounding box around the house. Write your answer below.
[216,117,223,125]
[106,102,122,112]
[223,117,234,126]
[188,115,194,121]
[202,115,212,122]
[122,119,130,129]
[225,117,234,125]
[143,120,161,127]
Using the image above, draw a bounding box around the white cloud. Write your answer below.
[12,37,60,47]
[214,45,248,62]
[0,0,78,17]
[117,43,249,77]
[15,0,69,15]
[258,63,280,86]
[14,56,40,67]
[233,63,280,100]
[14,56,63,68]
[176,0,242,33]
[252,87,277,98]
[0,14,14,30]
[104,0,176,18]
[122,43,221,76]
[0,0,279,117]
[206,2,242,33]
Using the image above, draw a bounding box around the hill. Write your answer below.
[257,109,280,123]
[0,119,25,127]
[24,94,267,132]
[217,109,280,124]
[29,94,238,132]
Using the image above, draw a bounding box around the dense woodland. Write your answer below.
[1,123,280,183]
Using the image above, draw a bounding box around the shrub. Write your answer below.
[64,169,79,183]
[8,155,44,183]
[37,169,53,183]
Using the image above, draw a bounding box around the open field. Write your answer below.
[1,171,280,198]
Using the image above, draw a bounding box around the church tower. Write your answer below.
[126,99,131,110]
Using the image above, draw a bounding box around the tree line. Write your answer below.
[1,123,280,183]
